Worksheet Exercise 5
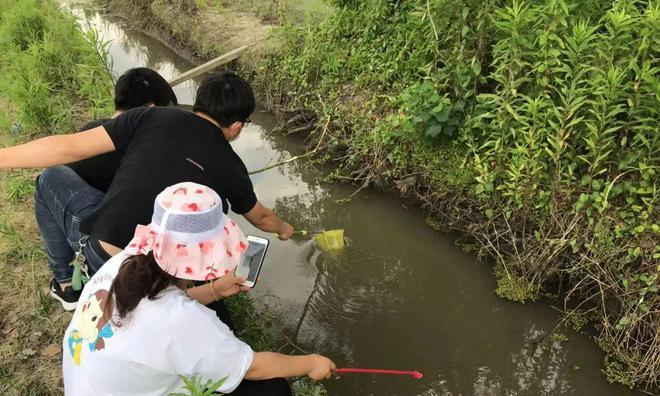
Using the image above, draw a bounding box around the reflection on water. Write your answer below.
[419,325,573,396]
[60,3,645,395]
[262,178,633,396]
[60,1,200,104]
[296,248,408,344]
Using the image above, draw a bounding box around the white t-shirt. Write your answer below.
[62,252,254,396]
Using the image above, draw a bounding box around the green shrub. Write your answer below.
[257,0,659,388]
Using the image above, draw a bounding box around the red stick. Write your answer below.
[335,368,423,379]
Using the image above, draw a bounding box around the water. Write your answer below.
[61,3,643,395]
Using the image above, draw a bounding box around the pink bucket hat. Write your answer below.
[124,182,248,281]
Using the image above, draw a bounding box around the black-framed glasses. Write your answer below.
[242,118,252,126]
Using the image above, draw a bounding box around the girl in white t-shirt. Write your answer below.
[62,182,335,396]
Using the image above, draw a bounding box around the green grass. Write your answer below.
[0,0,113,135]
[286,0,332,21]
[0,210,66,396]
[194,0,331,23]
[6,172,35,203]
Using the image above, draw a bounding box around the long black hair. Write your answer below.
[106,252,178,319]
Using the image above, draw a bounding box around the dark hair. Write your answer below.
[114,67,178,111]
[106,252,177,319]
[192,71,255,127]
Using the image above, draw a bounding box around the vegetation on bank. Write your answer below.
[0,1,114,394]
[0,1,324,395]
[0,0,114,133]
[256,0,659,389]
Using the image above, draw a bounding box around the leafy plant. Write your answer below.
[255,0,659,389]
[170,375,227,396]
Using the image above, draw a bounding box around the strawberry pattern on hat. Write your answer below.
[124,182,248,281]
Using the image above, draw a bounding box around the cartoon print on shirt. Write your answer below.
[67,289,114,366]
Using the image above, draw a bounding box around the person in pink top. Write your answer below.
[62,182,335,396]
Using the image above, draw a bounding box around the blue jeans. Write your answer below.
[34,166,110,283]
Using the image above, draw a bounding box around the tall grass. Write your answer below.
[0,0,113,135]
[257,0,659,389]
[0,2,115,394]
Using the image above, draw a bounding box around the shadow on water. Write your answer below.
[59,2,646,395]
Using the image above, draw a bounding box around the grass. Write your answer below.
[6,172,35,203]
[0,124,68,395]
[194,0,331,23]
[0,7,113,391]
[0,0,113,134]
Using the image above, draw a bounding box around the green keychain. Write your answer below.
[70,252,89,291]
[72,263,82,291]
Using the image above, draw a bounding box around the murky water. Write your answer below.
[60,3,645,395]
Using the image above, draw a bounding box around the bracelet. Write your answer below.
[208,281,222,302]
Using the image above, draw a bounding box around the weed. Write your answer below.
[549,332,568,343]
[494,262,540,303]
[0,216,25,260]
[253,0,659,388]
[564,309,590,332]
[6,172,34,203]
[170,375,227,396]
[291,380,328,396]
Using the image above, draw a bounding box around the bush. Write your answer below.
[258,0,659,389]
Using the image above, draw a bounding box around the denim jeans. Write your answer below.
[34,166,110,283]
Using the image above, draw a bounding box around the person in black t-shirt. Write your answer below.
[0,71,295,312]
[67,67,179,192]
[30,67,178,310]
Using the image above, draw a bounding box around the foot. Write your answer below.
[49,279,81,311]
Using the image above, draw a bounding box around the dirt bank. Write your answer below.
[103,0,274,67]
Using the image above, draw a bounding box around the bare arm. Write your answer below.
[185,273,249,305]
[245,352,335,381]
[242,201,294,240]
[0,126,115,169]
